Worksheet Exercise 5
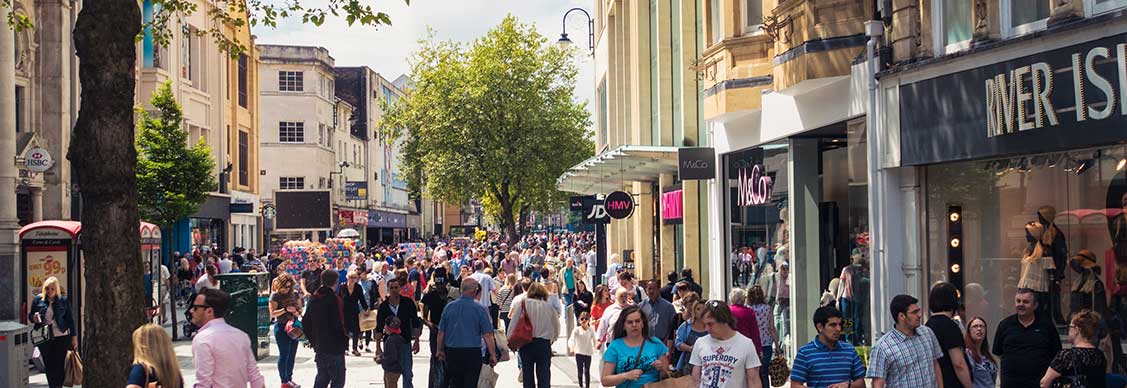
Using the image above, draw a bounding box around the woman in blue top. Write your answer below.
[600,305,670,388]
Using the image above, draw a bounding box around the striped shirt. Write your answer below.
[790,337,866,388]
[867,325,943,388]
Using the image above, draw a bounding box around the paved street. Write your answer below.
[30,315,598,388]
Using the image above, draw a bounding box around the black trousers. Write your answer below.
[518,338,551,388]
[575,354,592,388]
[39,336,71,388]
[445,347,482,388]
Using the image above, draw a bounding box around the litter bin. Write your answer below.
[216,272,271,360]
[0,321,31,387]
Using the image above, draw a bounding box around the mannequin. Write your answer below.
[1036,205,1069,324]
[1069,249,1105,316]
[774,207,790,262]
[1018,221,1056,319]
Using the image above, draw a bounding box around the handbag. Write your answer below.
[31,323,53,347]
[63,350,83,387]
[359,310,378,332]
[477,364,499,388]
[1052,354,1089,388]
[508,301,534,350]
[285,318,305,340]
[768,354,790,387]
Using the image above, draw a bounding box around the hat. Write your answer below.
[1075,249,1098,268]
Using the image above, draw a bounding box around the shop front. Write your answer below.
[891,27,1127,345]
[170,194,231,255]
[336,208,369,245]
[367,210,407,245]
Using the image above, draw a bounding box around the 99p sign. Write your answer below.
[26,250,67,303]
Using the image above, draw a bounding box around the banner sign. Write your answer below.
[678,147,715,180]
[605,191,635,219]
[662,189,684,222]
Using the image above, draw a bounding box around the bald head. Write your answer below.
[460,277,481,296]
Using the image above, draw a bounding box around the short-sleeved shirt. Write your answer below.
[270,291,301,325]
[992,314,1061,388]
[926,314,967,388]
[421,288,450,331]
[603,337,670,388]
[790,337,867,388]
[301,268,323,293]
[689,333,762,388]
[438,296,493,349]
[867,325,943,388]
[1049,348,1106,388]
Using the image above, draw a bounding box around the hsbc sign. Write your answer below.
[24,147,54,173]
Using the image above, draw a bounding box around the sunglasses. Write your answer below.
[190,304,211,311]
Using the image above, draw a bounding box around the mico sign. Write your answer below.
[605,191,634,219]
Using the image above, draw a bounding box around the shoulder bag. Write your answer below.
[508,300,534,350]
[1052,350,1089,388]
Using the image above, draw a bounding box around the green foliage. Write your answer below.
[381,16,594,238]
[1,0,33,31]
[135,81,217,227]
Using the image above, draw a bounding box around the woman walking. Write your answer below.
[126,323,184,388]
[1040,309,1106,388]
[569,312,597,388]
[509,282,562,388]
[747,285,777,385]
[600,305,670,388]
[28,277,75,388]
[964,317,997,388]
[674,293,706,376]
[590,285,613,334]
[574,281,594,320]
[498,274,518,330]
[269,273,303,388]
[339,270,370,356]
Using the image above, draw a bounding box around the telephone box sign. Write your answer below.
[605,191,635,219]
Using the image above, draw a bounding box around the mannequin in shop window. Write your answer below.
[1069,249,1106,317]
[1037,206,1069,325]
[1018,221,1057,321]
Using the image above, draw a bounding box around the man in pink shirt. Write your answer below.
[190,288,266,388]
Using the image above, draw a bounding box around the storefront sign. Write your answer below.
[345,181,368,200]
[662,189,684,222]
[900,32,1127,165]
[354,210,369,226]
[605,191,634,219]
[570,195,592,211]
[678,147,716,180]
[24,147,53,173]
[582,196,611,225]
[736,165,773,206]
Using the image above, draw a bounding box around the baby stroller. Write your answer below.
[181,291,199,338]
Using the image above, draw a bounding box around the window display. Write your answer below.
[926,145,1127,352]
[724,143,789,291]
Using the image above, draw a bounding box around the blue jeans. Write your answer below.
[274,323,299,383]
[562,292,574,307]
[313,353,346,388]
[402,342,414,388]
[759,345,773,386]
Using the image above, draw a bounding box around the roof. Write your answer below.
[557,145,680,194]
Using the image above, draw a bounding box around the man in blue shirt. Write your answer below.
[790,306,867,388]
[436,278,498,388]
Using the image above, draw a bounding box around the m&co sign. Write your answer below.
[736,165,773,206]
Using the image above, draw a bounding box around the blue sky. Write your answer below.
[253,0,595,119]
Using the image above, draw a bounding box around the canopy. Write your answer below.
[557,145,679,194]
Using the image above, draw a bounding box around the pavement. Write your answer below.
[30,310,600,388]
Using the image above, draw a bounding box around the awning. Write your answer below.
[557,145,679,194]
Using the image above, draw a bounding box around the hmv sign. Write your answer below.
[605,191,635,219]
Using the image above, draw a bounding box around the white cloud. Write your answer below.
[254,0,596,119]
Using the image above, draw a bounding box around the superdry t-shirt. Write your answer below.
[690,332,762,388]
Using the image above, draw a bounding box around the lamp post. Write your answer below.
[558,7,594,55]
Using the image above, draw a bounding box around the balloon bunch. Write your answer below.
[280,240,325,275]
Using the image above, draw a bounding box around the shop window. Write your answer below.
[925,145,1127,347]
[1089,0,1127,14]
[745,0,762,34]
[1002,0,1049,38]
[279,71,304,92]
[723,143,789,291]
[279,177,304,190]
[279,121,304,143]
[936,0,972,54]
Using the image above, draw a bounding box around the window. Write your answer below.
[183,25,206,91]
[279,71,304,92]
[1003,0,1049,37]
[597,79,608,146]
[936,0,972,54]
[745,0,762,33]
[238,130,249,186]
[318,124,325,146]
[318,177,326,189]
[710,0,722,45]
[279,177,304,190]
[1090,0,1127,14]
[15,86,25,133]
[381,86,395,105]
[279,122,304,143]
[237,54,248,108]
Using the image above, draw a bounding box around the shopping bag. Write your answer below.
[63,350,83,387]
[286,318,305,340]
[477,364,499,388]
[507,301,534,350]
[768,354,790,387]
[429,360,447,388]
[359,310,378,332]
[642,375,692,388]
[493,329,511,362]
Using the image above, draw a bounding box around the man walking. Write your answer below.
[690,300,763,388]
[926,282,973,388]
[468,261,497,325]
[643,279,677,353]
[436,278,499,388]
[190,288,266,388]
[375,278,422,388]
[992,288,1061,388]
[303,269,349,388]
[790,306,866,388]
[867,294,943,388]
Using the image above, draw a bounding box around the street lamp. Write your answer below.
[559,7,594,55]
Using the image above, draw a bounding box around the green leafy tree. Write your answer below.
[136,81,216,228]
[382,16,594,241]
[3,1,404,385]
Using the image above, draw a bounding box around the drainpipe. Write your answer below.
[864,19,885,338]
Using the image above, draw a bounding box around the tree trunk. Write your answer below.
[71,1,145,386]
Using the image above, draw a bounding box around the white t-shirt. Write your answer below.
[153,265,170,301]
[469,271,495,308]
[217,258,233,274]
[690,332,762,388]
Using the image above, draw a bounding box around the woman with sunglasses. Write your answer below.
[269,273,303,388]
[601,305,669,388]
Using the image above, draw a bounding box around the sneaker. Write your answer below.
[280,383,294,388]
[289,382,302,388]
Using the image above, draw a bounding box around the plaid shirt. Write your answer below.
[867,325,943,388]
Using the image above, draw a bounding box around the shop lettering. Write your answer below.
[607,200,631,210]
[736,165,772,207]
[681,160,709,169]
[986,43,1127,137]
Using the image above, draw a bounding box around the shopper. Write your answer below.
[1039,309,1106,388]
[790,306,866,388]
[303,269,349,388]
[510,282,561,388]
[269,274,303,388]
[674,293,707,376]
[497,274,518,330]
[690,300,763,388]
[338,270,370,356]
[126,323,184,388]
[381,316,408,388]
[727,288,764,356]
[600,305,670,388]
[574,280,594,320]
[964,317,998,388]
[747,285,778,385]
[993,288,1061,388]
[590,285,613,332]
[569,312,597,388]
[29,277,75,388]
[375,278,422,388]
[190,288,266,388]
[769,261,791,351]
[596,287,633,349]
[301,259,325,299]
[867,294,943,388]
[437,277,499,388]
[195,264,220,293]
[643,279,678,351]
[927,282,974,388]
